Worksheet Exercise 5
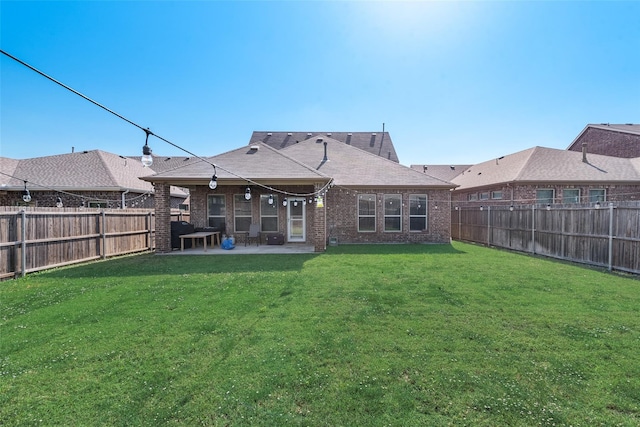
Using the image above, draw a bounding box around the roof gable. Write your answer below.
[567,123,640,151]
[250,131,399,163]
[281,137,456,188]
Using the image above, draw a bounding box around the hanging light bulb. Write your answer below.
[546,204,551,211]
[595,201,601,209]
[21,181,31,203]
[56,197,63,208]
[268,194,274,205]
[509,205,514,212]
[244,186,251,200]
[282,198,288,207]
[141,128,153,167]
[208,166,218,190]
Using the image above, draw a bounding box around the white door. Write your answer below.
[287,199,306,242]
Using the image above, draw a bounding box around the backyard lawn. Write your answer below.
[1,242,638,426]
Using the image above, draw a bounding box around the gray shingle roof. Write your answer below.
[452,146,640,190]
[281,137,456,188]
[250,131,399,163]
[2,150,154,192]
[142,143,330,186]
[409,164,472,182]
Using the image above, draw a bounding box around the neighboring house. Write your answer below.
[567,123,640,158]
[142,134,456,253]
[445,146,640,206]
[250,131,400,163]
[0,150,188,208]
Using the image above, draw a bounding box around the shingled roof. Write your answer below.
[281,137,456,188]
[141,143,330,186]
[452,146,640,190]
[409,164,472,182]
[250,131,400,163]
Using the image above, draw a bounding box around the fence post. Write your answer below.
[148,211,153,251]
[20,209,26,278]
[487,205,491,246]
[531,204,536,254]
[101,210,107,259]
[608,202,614,272]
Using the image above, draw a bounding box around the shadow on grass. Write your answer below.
[325,243,466,256]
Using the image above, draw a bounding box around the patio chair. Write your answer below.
[246,223,261,246]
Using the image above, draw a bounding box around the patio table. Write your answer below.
[179,231,220,252]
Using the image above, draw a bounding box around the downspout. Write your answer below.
[121,189,130,209]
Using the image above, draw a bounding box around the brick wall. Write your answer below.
[570,128,640,158]
[325,187,451,244]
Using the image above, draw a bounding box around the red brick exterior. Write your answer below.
[452,183,640,207]
[154,183,172,253]
[569,127,640,158]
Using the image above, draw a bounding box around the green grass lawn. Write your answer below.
[1,242,639,426]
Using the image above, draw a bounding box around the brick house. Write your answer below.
[143,134,456,253]
[567,123,640,159]
[438,146,640,207]
[0,150,187,208]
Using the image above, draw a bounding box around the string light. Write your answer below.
[141,128,153,167]
[22,181,31,203]
[208,165,218,190]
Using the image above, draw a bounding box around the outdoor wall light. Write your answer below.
[141,128,153,167]
[244,186,251,201]
[282,198,288,207]
[21,181,31,203]
[56,197,63,208]
[208,166,218,190]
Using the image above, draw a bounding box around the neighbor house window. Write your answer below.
[207,195,226,231]
[491,191,503,200]
[563,189,580,204]
[536,189,555,204]
[358,194,376,232]
[260,195,278,232]
[234,194,252,232]
[479,192,490,201]
[409,195,427,231]
[88,201,107,208]
[468,193,478,201]
[589,189,606,203]
[384,194,402,232]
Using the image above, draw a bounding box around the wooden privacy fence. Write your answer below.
[0,208,157,280]
[451,202,640,274]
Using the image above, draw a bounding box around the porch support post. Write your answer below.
[313,182,327,252]
[154,182,172,253]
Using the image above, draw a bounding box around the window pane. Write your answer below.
[491,191,503,200]
[589,189,605,203]
[261,217,278,232]
[208,195,225,216]
[409,195,427,232]
[563,189,580,204]
[358,195,376,215]
[234,194,252,232]
[385,217,401,231]
[536,189,554,204]
[410,217,426,231]
[384,195,401,215]
[235,216,251,232]
[359,217,375,232]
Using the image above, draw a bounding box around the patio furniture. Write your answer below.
[245,224,261,246]
[179,231,221,252]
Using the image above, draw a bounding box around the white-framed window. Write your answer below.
[409,195,427,231]
[479,192,490,200]
[563,189,580,204]
[234,194,252,232]
[384,194,402,232]
[536,189,555,204]
[589,189,606,203]
[260,195,278,232]
[468,193,478,201]
[207,195,226,230]
[358,194,376,232]
[88,201,107,208]
[491,191,503,200]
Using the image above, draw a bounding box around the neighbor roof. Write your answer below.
[141,142,331,186]
[3,150,156,192]
[281,137,456,188]
[409,164,472,182]
[452,146,640,190]
[250,131,400,163]
[567,123,640,151]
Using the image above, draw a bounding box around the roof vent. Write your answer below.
[307,132,312,136]
[287,132,292,136]
[316,137,323,142]
[267,132,272,136]
[250,145,260,151]
[327,132,332,136]
[347,133,352,136]
[372,132,377,136]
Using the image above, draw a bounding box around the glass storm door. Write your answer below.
[287,199,306,242]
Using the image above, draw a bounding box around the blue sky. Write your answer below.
[1,1,639,165]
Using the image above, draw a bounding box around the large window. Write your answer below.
[384,194,402,232]
[589,189,606,203]
[409,195,427,231]
[358,194,376,232]
[536,189,555,204]
[234,194,252,232]
[208,195,226,231]
[563,189,580,204]
[260,195,278,232]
